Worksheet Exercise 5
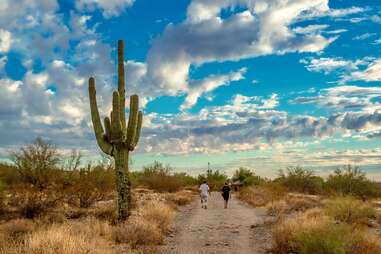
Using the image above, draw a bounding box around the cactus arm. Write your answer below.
[130,111,143,150]
[111,91,123,142]
[126,94,139,148]
[104,117,111,141]
[118,40,126,130]
[88,77,113,155]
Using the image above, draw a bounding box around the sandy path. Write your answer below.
[160,192,270,254]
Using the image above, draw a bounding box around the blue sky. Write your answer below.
[0,0,381,178]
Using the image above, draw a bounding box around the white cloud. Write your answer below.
[372,38,381,45]
[75,0,135,18]
[181,68,246,110]
[0,29,12,53]
[353,32,376,41]
[292,85,381,112]
[301,57,381,83]
[301,57,360,74]
[350,59,381,82]
[127,0,342,109]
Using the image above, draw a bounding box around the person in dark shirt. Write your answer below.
[221,182,231,209]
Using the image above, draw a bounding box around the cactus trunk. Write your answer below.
[114,148,130,219]
[88,40,143,221]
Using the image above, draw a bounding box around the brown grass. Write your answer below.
[272,212,380,254]
[265,194,321,216]
[165,190,195,206]
[113,218,163,248]
[238,184,287,207]
[139,201,175,234]
[324,196,376,225]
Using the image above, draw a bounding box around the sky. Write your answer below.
[0,0,381,179]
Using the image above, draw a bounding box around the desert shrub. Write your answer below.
[266,195,321,216]
[197,169,228,190]
[324,196,376,224]
[10,137,60,190]
[139,201,175,234]
[325,165,381,198]
[165,190,195,206]
[0,162,20,185]
[276,166,324,194]
[232,167,263,186]
[75,165,115,208]
[172,172,198,186]
[26,224,93,254]
[134,162,183,192]
[0,219,35,240]
[0,180,5,209]
[113,218,163,247]
[238,182,287,207]
[10,187,62,218]
[272,212,381,254]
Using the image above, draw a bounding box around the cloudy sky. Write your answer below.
[0,0,381,178]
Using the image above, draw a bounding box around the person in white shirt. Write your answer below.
[199,181,210,209]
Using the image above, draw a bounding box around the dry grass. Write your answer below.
[0,189,180,254]
[265,194,321,216]
[165,190,195,206]
[113,218,163,248]
[272,211,381,254]
[324,196,376,225]
[139,201,175,234]
[238,184,287,207]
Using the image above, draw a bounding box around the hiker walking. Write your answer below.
[199,181,210,209]
[221,182,231,209]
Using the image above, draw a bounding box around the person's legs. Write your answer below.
[224,200,228,209]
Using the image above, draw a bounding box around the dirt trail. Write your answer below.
[160,192,271,254]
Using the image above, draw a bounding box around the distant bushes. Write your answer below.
[232,167,263,186]
[326,165,381,198]
[197,169,228,190]
[276,166,324,194]
[133,161,197,192]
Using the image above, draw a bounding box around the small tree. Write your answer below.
[10,137,60,190]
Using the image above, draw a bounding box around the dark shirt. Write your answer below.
[221,185,230,196]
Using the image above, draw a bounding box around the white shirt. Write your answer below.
[199,183,209,196]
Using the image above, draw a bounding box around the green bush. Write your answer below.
[324,196,376,224]
[77,166,115,208]
[326,165,381,198]
[292,222,352,254]
[10,137,60,190]
[276,166,324,194]
[197,169,228,190]
[232,167,263,186]
[133,161,187,192]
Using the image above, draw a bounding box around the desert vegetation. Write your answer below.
[0,137,197,253]
[236,167,381,254]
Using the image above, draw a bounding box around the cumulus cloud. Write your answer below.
[75,0,135,18]
[181,68,247,110]
[0,29,12,53]
[292,85,381,111]
[301,57,381,83]
[350,59,381,82]
[147,0,335,91]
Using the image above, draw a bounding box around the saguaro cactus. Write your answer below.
[88,40,143,220]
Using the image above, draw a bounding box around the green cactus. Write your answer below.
[88,40,143,220]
